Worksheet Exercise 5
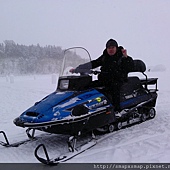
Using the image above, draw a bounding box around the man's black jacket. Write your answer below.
[75,47,134,83]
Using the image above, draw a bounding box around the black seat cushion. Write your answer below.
[120,77,142,96]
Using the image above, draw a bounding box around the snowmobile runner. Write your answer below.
[0,47,158,164]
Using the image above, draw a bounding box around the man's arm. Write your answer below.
[121,56,134,72]
[70,55,103,73]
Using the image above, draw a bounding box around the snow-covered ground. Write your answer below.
[0,71,170,163]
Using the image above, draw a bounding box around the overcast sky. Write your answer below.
[0,0,170,67]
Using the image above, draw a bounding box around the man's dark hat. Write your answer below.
[106,39,118,48]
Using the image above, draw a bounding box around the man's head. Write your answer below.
[106,39,118,56]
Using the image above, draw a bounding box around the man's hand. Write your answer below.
[69,68,75,73]
[121,49,128,57]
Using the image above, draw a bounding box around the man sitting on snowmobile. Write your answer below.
[70,39,134,112]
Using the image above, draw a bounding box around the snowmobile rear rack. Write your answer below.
[131,60,158,90]
[141,78,158,91]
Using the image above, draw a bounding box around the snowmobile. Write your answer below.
[0,47,158,164]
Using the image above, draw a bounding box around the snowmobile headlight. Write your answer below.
[59,79,69,89]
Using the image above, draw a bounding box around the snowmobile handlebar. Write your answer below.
[78,69,101,76]
[69,68,101,75]
[90,70,101,75]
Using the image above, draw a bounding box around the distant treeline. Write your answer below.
[0,40,77,75]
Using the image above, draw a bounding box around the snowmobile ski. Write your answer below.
[0,129,37,147]
[34,139,97,165]
[34,128,127,165]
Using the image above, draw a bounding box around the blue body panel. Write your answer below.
[27,91,74,113]
[19,89,108,123]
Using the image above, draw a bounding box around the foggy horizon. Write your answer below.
[0,0,170,67]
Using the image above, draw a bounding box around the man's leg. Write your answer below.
[110,81,122,112]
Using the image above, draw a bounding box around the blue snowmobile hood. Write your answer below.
[26,91,74,113]
[18,89,107,124]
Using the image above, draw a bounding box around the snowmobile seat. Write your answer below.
[120,59,146,95]
[120,76,143,96]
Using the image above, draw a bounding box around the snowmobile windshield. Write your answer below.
[60,47,92,77]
